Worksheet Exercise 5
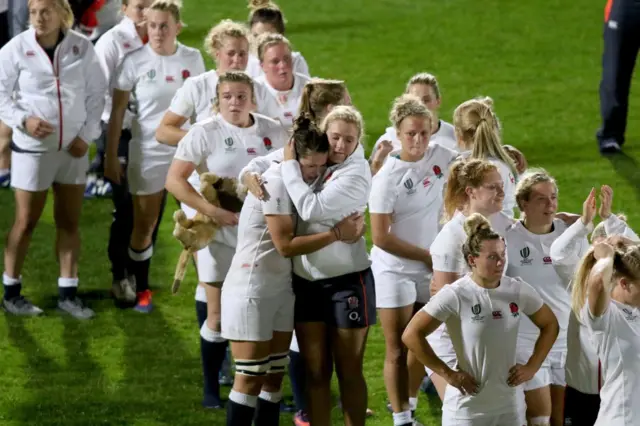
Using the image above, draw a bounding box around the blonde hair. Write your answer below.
[514,168,558,211]
[298,79,347,123]
[453,97,518,177]
[29,0,74,30]
[204,20,249,60]
[256,32,291,62]
[390,94,434,131]
[405,72,441,100]
[248,0,286,34]
[148,0,182,23]
[462,213,502,267]
[443,158,497,222]
[591,214,628,243]
[320,105,365,145]
[213,71,255,113]
[571,241,640,317]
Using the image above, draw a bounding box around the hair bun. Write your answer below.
[463,213,492,237]
[293,113,316,132]
[248,0,273,10]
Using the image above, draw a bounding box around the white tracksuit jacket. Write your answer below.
[0,28,106,153]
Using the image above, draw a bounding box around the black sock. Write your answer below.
[226,396,256,426]
[3,283,21,300]
[254,395,281,426]
[128,245,152,292]
[289,350,306,412]
[58,286,77,301]
[200,320,228,407]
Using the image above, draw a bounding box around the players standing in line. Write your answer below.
[253,33,310,130]
[453,97,519,218]
[504,169,585,426]
[93,0,151,302]
[165,71,289,408]
[104,0,205,312]
[571,237,640,425]
[427,159,515,400]
[550,186,638,426]
[370,73,457,174]
[215,117,362,426]
[245,0,309,79]
[0,0,13,188]
[0,0,106,318]
[369,95,456,426]
[403,213,559,426]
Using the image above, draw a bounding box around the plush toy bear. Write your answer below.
[172,172,246,294]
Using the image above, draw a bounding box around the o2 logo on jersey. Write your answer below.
[509,302,520,318]
[433,165,443,178]
[520,247,533,266]
[404,178,416,195]
[471,304,484,322]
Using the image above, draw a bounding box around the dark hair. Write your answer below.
[292,114,329,158]
[248,0,286,34]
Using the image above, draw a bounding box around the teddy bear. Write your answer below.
[172,172,247,294]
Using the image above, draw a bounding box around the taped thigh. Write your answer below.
[267,352,289,375]
[234,356,270,377]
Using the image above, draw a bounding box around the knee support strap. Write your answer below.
[235,356,270,377]
[529,416,550,426]
[267,352,289,375]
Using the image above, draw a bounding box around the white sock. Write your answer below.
[392,410,412,425]
[229,390,258,408]
[199,322,226,343]
[3,273,20,286]
[58,277,79,287]
[409,397,418,411]
[530,416,550,426]
[258,390,282,403]
[195,285,206,302]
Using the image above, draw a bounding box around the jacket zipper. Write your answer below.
[36,35,63,151]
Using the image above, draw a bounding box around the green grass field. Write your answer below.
[1,1,639,425]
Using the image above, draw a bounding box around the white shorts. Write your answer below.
[547,351,566,386]
[182,203,235,284]
[442,410,525,426]
[11,150,88,192]
[373,267,431,308]
[127,147,174,196]
[426,323,457,376]
[221,291,295,341]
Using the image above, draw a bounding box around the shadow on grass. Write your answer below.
[606,152,640,198]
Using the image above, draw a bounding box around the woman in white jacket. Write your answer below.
[551,185,638,426]
[0,0,106,319]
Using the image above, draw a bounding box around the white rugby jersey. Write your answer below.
[424,274,543,419]
[603,213,640,241]
[458,150,517,218]
[224,162,295,297]
[582,301,640,426]
[281,144,372,280]
[506,219,577,354]
[370,120,459,160]
[174,113,288,248]
[94,17,145,124]
[116,43,205,155]
[369,145,456,276]
[245,52,310,80]
[255,72,310,130]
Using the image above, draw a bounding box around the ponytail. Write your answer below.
[570,247,598,317]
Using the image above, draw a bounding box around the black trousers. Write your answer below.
[0,12,9,48]
[597,0,640,145]
[106,128,166,282]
